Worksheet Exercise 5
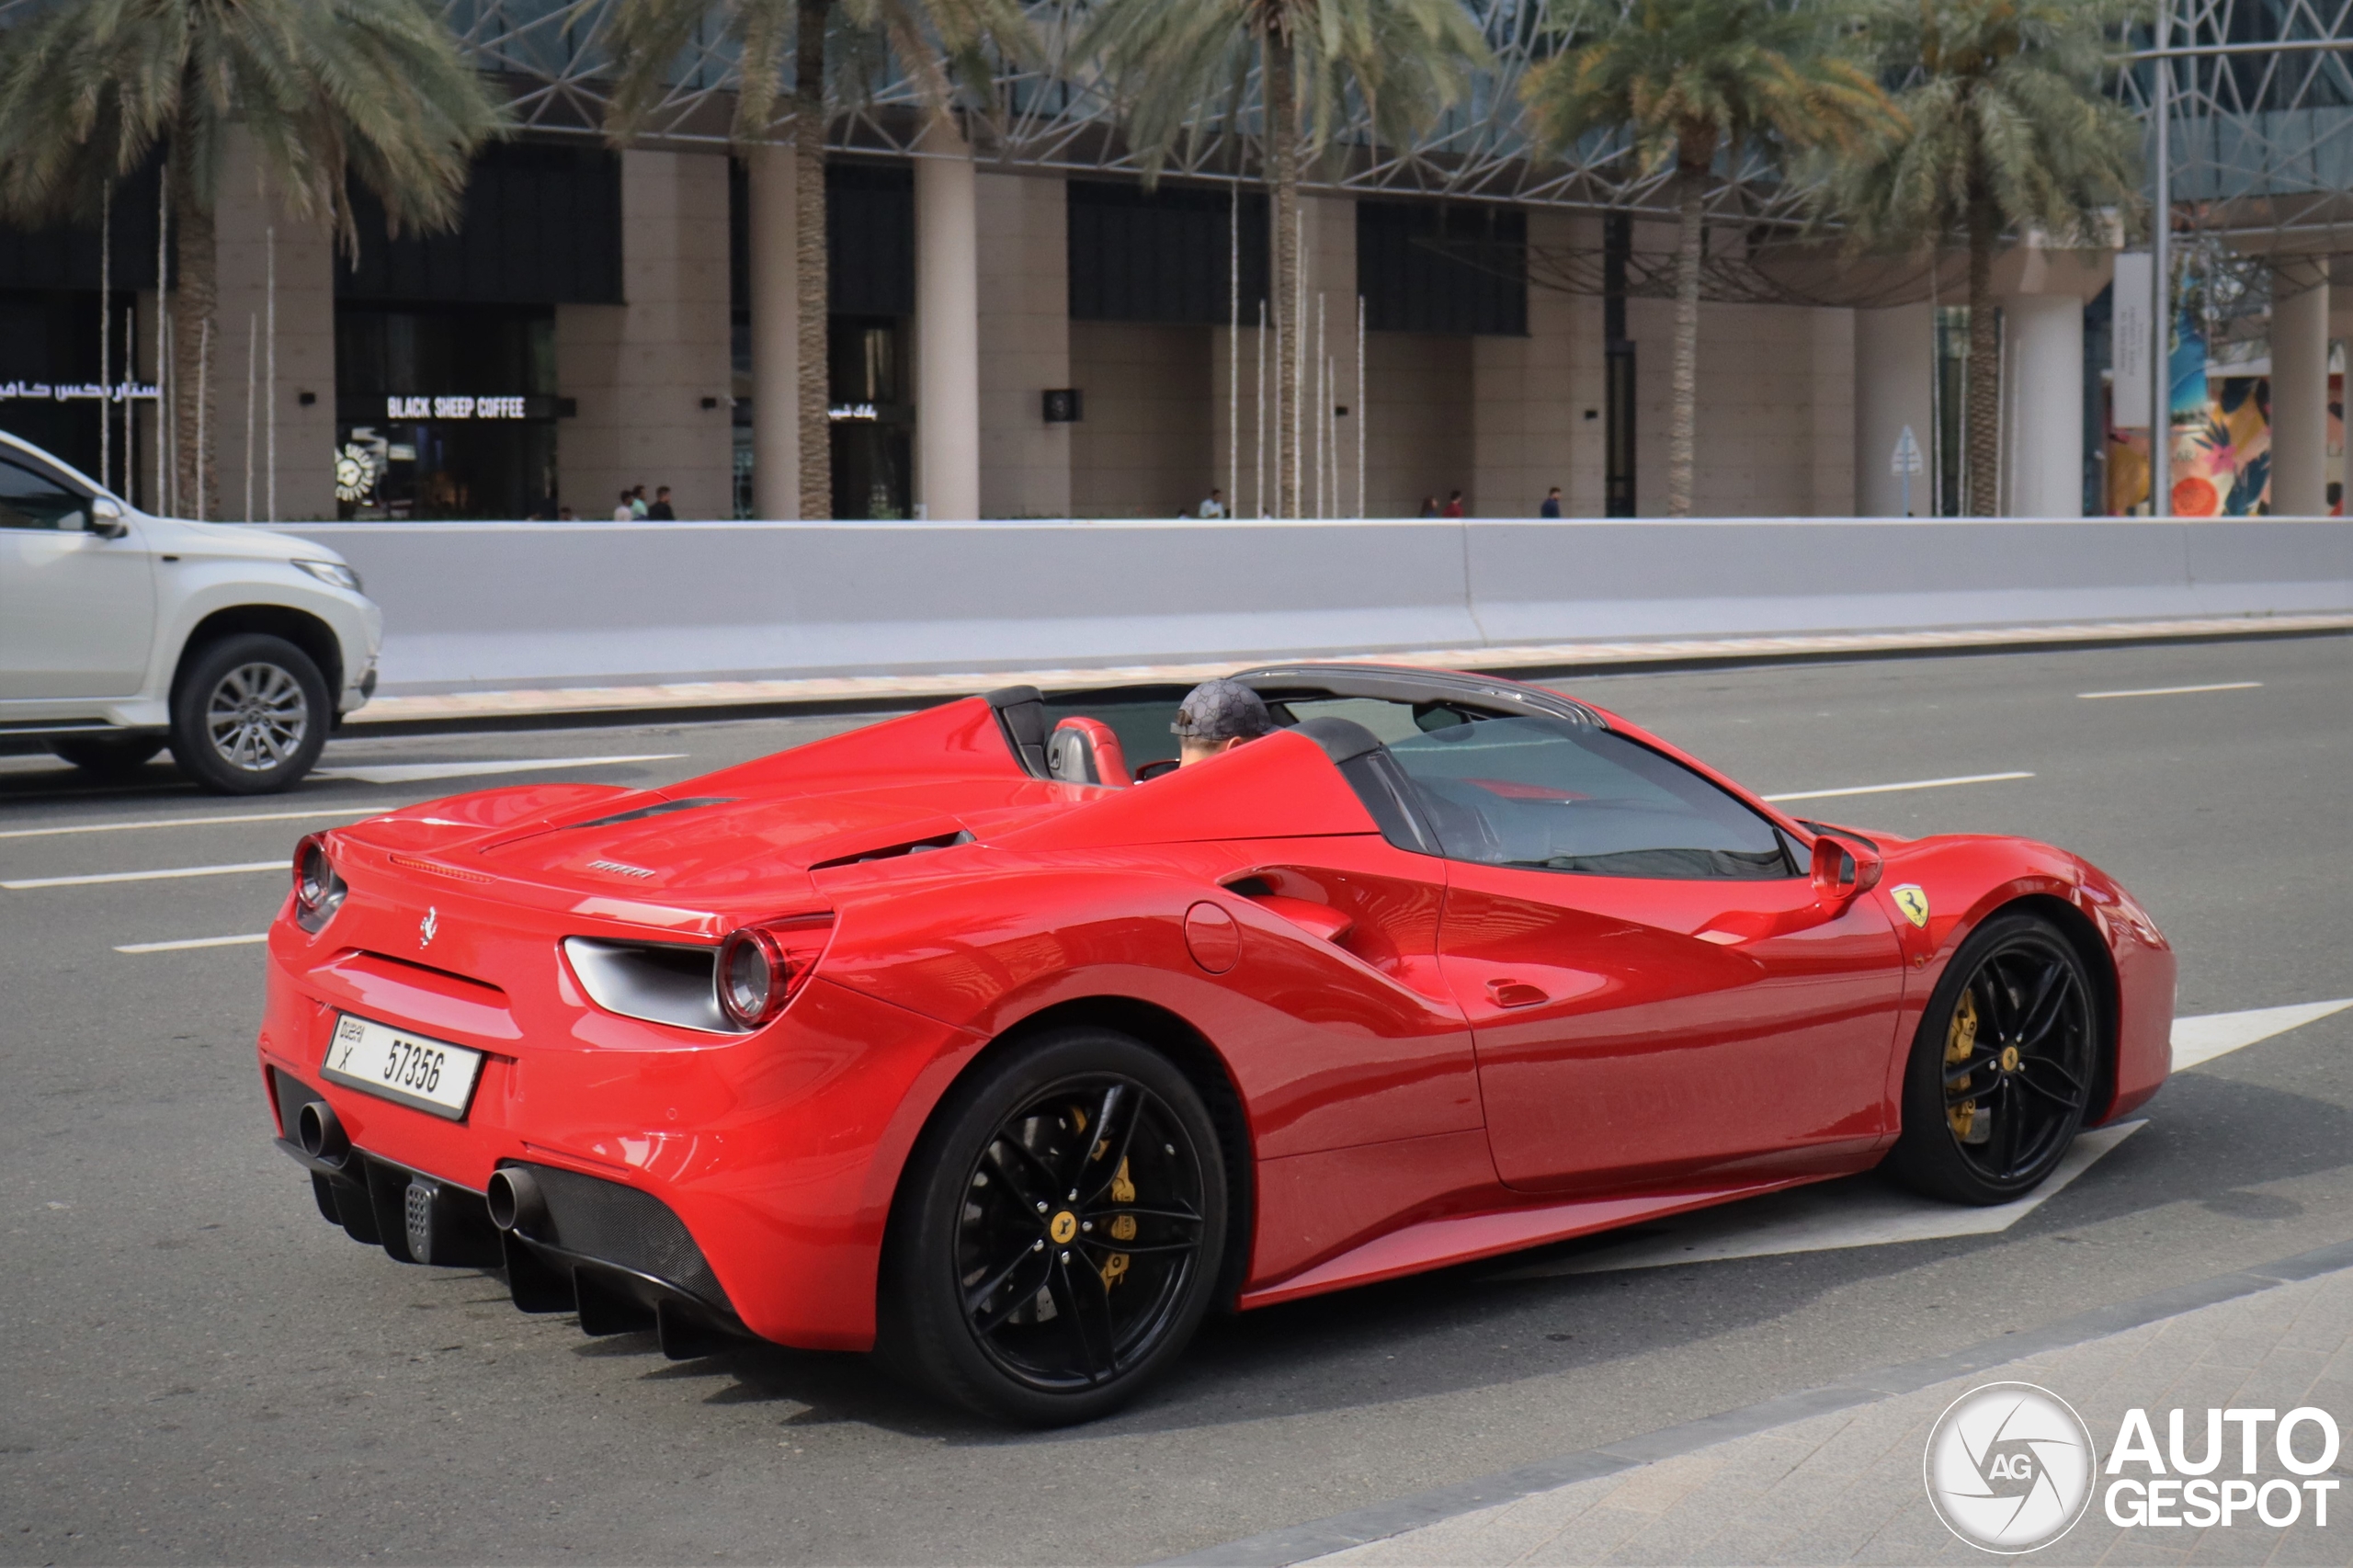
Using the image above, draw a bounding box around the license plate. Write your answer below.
[321,1014,484,1120]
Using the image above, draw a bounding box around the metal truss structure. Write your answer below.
[444,0,2349,307]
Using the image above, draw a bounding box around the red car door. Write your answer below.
[1381,713,1906,1194]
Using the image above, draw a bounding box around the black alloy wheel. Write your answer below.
[881,1028,1227,1426]
[168,633,330,794]
[1887,913,2099,1205]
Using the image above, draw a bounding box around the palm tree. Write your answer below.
[0,0,505,519]
[604,0,1029,520]
[1082,0,1489,519]
[1824,0,2139,516]
[1523,0,1900,517]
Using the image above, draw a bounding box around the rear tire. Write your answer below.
[49,733,166,776]
[878,1027,1227,1426]
[1885,912,2098,1205]
[168,633,329,795]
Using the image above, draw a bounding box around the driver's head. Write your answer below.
[1173,678,1272,767]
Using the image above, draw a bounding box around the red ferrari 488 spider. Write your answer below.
[257,665,2172,1423]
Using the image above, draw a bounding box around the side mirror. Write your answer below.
[89,497,128,540]
[1810,832,1884,909]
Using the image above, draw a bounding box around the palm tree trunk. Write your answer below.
[1264,28,1300,520]
[1964,199,1999,517]
[1667,165,1704,518]
[168,128,215,520]
[795,0,834,519]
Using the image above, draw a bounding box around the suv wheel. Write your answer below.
[50,733,167,777]
[170,634,330,795]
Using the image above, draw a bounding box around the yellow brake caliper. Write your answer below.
[1946,989,1982,1142]
[1101,1156,1136,1287]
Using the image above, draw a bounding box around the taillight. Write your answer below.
[292,833,347,933]
[715,915,833,1028]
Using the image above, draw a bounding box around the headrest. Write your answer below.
[1047,717,1132,787]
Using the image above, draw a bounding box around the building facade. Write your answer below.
[1,2,2346,522]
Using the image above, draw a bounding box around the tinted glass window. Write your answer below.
[0,457,88,531]
[1385,716,1794,880]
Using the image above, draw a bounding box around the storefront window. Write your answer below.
[829,315,911,519]
[334,304,558,518]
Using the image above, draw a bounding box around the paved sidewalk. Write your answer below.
[1309,1266,2353,1567]
[347,613,2353,728]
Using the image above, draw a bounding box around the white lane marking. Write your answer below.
[0,806,375,842]
[114,933,268,954]
[4,860,282,890]
[2173,997,2352,1071]
[1493,1122,2144,1280]
[309,753,684,786]
[1762,771,2033,803]
[2078,680,2262,699]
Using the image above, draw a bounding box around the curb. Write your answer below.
[1153,1236,2353,1566]
[343,614,2353,736]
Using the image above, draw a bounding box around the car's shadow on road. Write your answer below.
[634,1064,2353,1448]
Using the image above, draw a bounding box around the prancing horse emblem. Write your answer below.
[419,906,439,948]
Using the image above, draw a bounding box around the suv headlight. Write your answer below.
[294,559,363,593]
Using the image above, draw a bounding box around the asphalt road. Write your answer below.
[3,633,2348,1566]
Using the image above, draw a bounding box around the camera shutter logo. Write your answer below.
[1924,1382,2097,1553]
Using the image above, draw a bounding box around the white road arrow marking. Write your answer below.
[1493,1123,2144,1280]
[309,753,684,786]
[2172,997,2352,1070]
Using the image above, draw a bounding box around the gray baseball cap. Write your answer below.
[1172,678,1273,743]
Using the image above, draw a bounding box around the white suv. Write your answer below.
[0,431,382,794]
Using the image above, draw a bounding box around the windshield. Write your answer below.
[1384,716,1795,880]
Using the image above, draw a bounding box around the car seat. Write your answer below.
[1046,717,1132,787]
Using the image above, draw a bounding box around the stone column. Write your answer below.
[210,129,336,520]
[1808,310,1857,516]
[745,143,800,519]
[2269,267,2330,517]
[976,172,1069,518]
[556,149,732,520]
[1472,210,1589,518]
[2002,293,2084,517]
[1853,304,1936,517]
[914,119,980,521]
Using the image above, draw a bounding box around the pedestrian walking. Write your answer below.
[647,484,676,520]
[1441,489,1465,518]
[1415,494,1439,517]
[629,484,650,519]
[1197,488,1227,519]
[1539,486,1563,518]
[612,488,634,521]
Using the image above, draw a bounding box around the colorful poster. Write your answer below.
[2169,378,2272,517]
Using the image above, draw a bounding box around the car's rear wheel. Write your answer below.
[169,634,329,795]
[880,1027,1227,1426]
[1885,912,2098,1205]
[49,732,166,776]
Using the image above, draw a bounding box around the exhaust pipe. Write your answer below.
[296,1100,347,1164]
[484,1165,546,1234]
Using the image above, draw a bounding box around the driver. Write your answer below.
[1173,678,1273,767]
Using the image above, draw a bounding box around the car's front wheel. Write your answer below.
[169,633,330,795]
[1885,912,2099,1205]
[881,1027,1228,1426]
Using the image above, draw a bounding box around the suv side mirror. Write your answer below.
[1810,832,1884,909]
[89,497,129,540]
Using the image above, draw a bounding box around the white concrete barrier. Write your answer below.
[274,517,2353,697]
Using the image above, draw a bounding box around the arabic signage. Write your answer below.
[0,381,160,403]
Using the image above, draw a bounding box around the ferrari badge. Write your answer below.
[1891,885,1930,928]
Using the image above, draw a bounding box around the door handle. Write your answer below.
[1485,979,1549,1009]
